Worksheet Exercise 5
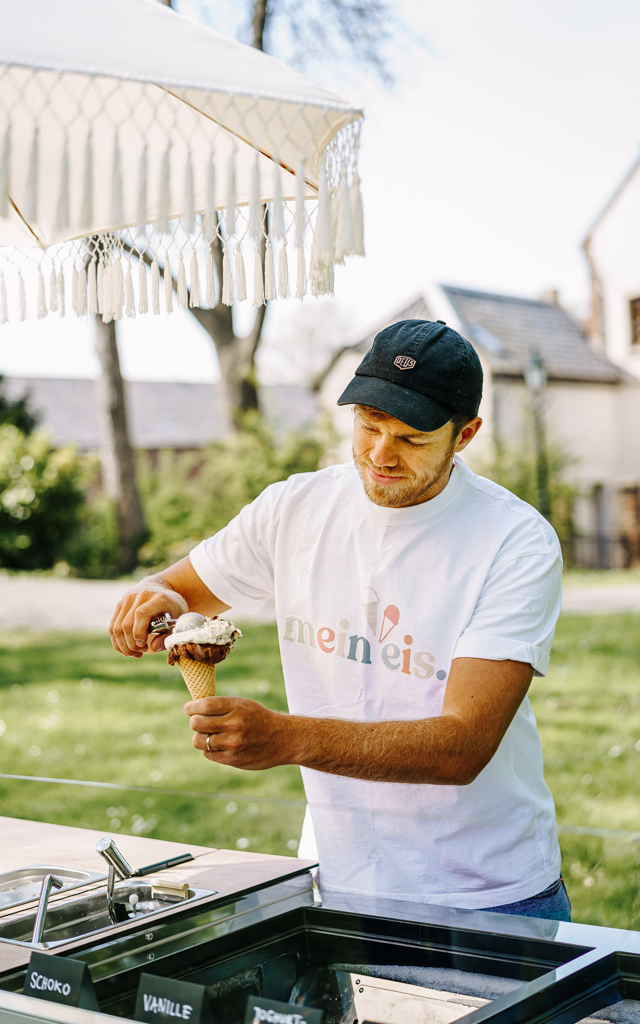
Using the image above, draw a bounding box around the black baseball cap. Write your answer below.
[337,319,483,432]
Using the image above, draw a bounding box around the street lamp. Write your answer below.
[525,351,551,520]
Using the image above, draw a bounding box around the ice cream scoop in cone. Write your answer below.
[176,657,217,699]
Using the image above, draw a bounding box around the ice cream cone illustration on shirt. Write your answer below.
[379,604,400,643]
[362,585,380,635]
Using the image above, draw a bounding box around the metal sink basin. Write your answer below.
[0,865,106,911]
[0,880,215,948]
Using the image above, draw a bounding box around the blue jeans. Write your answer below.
[482,877,572,921]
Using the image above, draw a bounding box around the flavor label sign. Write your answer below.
[134,973,213,1024]
[245,996,323,1024]
[24,951,99,1010]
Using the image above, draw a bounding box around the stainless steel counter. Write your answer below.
[0,817,316,974]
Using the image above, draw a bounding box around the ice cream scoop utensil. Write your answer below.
[148,613,177,637]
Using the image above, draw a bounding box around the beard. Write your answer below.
[353,439,457,508]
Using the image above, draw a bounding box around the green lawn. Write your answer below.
[1,615,640,929]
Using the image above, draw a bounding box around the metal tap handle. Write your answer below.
[32,874,64,946]
[95,837,134,880]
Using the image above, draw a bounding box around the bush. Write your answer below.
[137,413,325,568]
[63,493,120,579]
[0,426,87,570]
[475,426,577,548]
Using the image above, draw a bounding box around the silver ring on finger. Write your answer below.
[206,734,213,753]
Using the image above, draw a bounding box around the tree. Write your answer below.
[161,0,392,420]
[94,316,147,574]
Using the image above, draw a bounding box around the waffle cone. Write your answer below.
[177,657,216,699]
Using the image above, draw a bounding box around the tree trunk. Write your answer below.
[94,316,147,573]
[252,0,269,49]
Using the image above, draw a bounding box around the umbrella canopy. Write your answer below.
[0,0,364,321]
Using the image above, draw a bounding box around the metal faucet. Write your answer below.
[32,874,64,945]
[96,838,133,923]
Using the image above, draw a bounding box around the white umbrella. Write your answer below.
[0,0,364,322]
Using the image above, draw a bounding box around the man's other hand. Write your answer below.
[109,587,187,658]
[186,697,293,770]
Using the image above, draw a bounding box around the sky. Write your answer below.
[1,0,640,385]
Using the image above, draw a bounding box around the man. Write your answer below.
[110,320,569,921]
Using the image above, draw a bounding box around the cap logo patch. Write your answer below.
[394,355,416,370]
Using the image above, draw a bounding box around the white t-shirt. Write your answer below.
[190,458,563,910]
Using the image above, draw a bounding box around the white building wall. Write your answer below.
[588,164,640,380]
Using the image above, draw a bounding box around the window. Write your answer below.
[630,297,640,345]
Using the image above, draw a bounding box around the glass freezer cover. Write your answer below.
[68,887,640,1024]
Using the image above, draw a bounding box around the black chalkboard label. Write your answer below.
[245,995,323,1024]
[135,973,213,1024]
[24,951,99,1010]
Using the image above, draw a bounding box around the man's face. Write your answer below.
[352,405,480,508]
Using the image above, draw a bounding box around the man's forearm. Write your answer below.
[286,712,481,786]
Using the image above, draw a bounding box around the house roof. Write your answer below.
[442,285,624,383]
[351,287,624,385]
[1,377,317,449]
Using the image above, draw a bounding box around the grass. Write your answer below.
[1,615,640,929]
[0,624,306,858]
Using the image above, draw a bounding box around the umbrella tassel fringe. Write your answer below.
[273,160,284,240]
[71,265,79,316]
[206,246,216,306]
[125,263,135,317]
[151,257,160,314]
[350,174,365,256]
[18,273,26,321]
[164,254,173,313]
[222,245,233,305]
[49,264,59,313]
[235,245,246,302]
[177,253,188,307]
[264,242,276,301]
[58,267,65,318]
[296,247,306,300]
[36,267,47,319]
[88,258,98,316]
[253,245,264,307]
[138,259,148,314]
[296,157,306,250]
[278,239,289,299]
[189,252,201,308]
